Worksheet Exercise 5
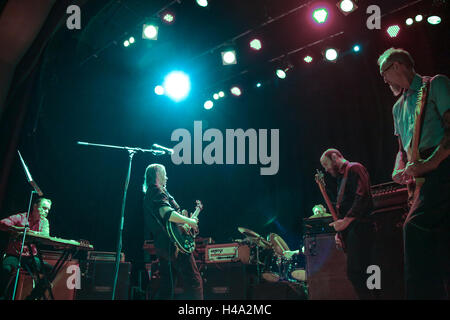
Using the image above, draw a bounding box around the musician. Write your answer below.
[0,197,53,299]
[142,163,203,300]
[311,204,331,218]
[378,48,450,299]
[320,148,376,299]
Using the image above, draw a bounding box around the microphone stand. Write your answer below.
[12,151,43,300]
[77,141,167,300]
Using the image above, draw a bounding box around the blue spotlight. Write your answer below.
[163,71,191,102]
[353,44,360,52]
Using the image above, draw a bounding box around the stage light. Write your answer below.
[204,100,213,110]
[230,86,242,96]
[276,69,286,79]
[249,39,262,51]
[427,15,441,25]
[123,40,130,47]
[221,50,237,65]
[213,93,219,100]
[129,37,135,44]
[312,8,328,24]
[256,82,262,88]
[304,55,313,63]
[415,15,423,22]
[154,85,164,95]
[324,48,338,61]
[142,24,158,40]
[218,91,225,98]
[162,12,175,24]
[387,25,400,38]
[406,18,413,25]
[353,45,360,52]
[163,71,191,102]
[337,0,357,15]
[196,0,208,7]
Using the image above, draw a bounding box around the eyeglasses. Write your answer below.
[380,62,394,77]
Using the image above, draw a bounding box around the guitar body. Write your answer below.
[166,220,196,254]
[166,200,203,254]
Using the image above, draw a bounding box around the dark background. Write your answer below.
[1,0,448,286]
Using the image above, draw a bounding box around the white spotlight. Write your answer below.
[142,24,158,40]
[163,71,191,102]
[221,50,237,65]
[204,100,213,110]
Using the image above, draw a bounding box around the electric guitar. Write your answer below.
[166,200,203,254]
[314,170,346,252]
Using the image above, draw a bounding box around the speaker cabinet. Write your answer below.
[304,233,357,300]
[371,206,406,299]
[13,256,79,300]
[76,261,131,300]
[202,262,250,300]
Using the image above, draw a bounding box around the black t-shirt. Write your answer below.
[143,184,180,259]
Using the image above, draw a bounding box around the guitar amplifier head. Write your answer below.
[205,243,250,264]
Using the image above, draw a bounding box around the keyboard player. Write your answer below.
[0,197,53,299]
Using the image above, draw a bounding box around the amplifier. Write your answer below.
[76,260,131,300]
[13,251,79,300]
[371,181,408,210]
[205,243,250,264]
[303,216,334,235]
[87,251,125,262]
[304,233,357,300]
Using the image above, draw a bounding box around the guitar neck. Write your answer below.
[191,208,201,219]
[317,184,339,221]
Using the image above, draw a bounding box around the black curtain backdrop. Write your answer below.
[0,0,448,287]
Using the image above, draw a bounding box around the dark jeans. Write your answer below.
[154,248,203,300]
[0,255,53,299]
[403,157,450,300]
[344,220,377,300]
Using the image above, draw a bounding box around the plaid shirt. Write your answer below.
[0,212,50,257]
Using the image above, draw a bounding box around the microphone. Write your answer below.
[152,144,174,155]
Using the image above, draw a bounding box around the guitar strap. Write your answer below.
[407,76,431,161]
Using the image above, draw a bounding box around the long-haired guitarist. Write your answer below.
[319,148,376,300]
[142,163,203,300]
[378,48,450,300]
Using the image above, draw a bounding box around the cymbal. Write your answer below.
[237,227,271,248]
[308,212,332,218]
[238,227,261,239]
[268,233,290,256]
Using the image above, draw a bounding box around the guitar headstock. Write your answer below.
[195,200,203,211]
[315,169,325,187]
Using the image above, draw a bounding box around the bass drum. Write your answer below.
[287,254,307,282]
[261,254,282,282]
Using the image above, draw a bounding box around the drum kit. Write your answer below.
[237,227,306,283]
